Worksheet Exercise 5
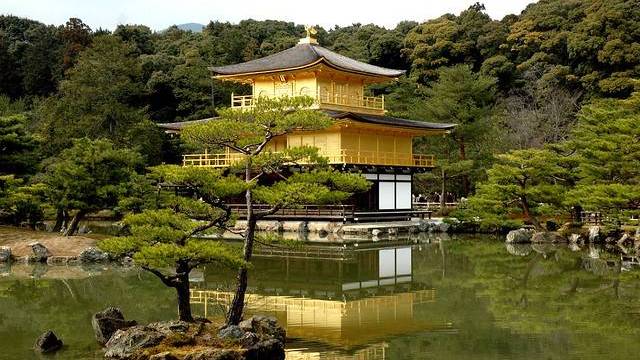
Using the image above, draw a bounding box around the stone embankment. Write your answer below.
[231,218,450,241]
[0,241,113,266]
[505,224,640,247]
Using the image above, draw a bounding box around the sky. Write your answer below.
[1,0,535,31]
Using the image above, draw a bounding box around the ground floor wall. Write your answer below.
[358,173,413,211]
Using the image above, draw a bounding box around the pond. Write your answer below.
[1,234,640,359]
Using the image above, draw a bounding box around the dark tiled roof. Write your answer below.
[157,112,454,132]
[323,111,456,130]
[210,43,405,78]
[157,118,215,131]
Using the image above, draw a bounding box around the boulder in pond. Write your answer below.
[568,233,581,244]
[531,231,566,243]
[245,338,285,360]
[183,349,238,360]
[617,233,634,247]
[80,247,109,263]
[239,315,286,344]
[34,330,63,353]
[146,320,190,335]
[104,325,165,359]
[149,352,180,360]
[506,228,534,243]
[588,226,601,243]
[29,242,51,262]
[92,307,137,345]
[217,325,245,340]
[0,246,11,263]
[505,243,532,257]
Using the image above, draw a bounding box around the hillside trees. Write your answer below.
[506,0,640,97]
[0,16,63,98]
[418,65,498,196]
[0,114,39,176]
[36,35,163,160]
[60,17,92,70]
[403,3,508,83]
[466,149,573,229]
[562,93,640,215]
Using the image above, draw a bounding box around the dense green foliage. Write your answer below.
[98,165,245,322]
[0,0,638,230]
[462,93,640,229]
[40,139,143,235]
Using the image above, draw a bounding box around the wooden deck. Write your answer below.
[229,204,431,223]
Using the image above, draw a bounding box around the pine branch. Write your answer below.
[141,266,175,287]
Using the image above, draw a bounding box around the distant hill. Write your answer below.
[174,23,205,32]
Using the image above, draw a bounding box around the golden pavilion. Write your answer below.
[160,27,454,219]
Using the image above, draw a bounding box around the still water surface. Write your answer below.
[1,235,640,359]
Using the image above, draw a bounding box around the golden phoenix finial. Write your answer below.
[300,25,318,44]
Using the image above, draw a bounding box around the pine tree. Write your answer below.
[181,96,370,325]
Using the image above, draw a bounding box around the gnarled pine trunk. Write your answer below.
[226,159,255,325]
[175,262,194,322]
[63,209,87,236]
[52,208,65,232]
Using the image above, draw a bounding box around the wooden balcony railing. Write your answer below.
[183,150,435,168]
[317,92,384,112]
[230,91,385,114]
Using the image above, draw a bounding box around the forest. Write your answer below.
[1,0,639,232]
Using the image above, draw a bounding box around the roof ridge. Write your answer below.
[308,43,320,58]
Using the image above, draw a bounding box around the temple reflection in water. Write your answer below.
[190,243,455,359]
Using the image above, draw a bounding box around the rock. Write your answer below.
[568,234,581,244]
[245,339,285,360]
[150,352,180,360]
[280,221,307,233]
[121,256,135,266]
[505,228,534,243]
[34,330,63,353]
[545,220,559,231]
[240,315,286,344]
[531,243,558,256]
[255,221,282,232]
[47,256,71,265]
[0,246,11,263]
[417,220,429,232]
[239,332,260,348]
[92,307,137,345]
[531,231,566,243]
[0,262,9,275]
[104,326,165,359]
[79,247,109,263]
[147,320,190,335]
[568,243,582,252]
[617,233,632,247]
[29,242,51,262]
[435,222,450,233]
[183,349,238,360]
[217,325,244,340]
[588,226,601,243]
